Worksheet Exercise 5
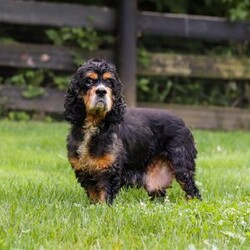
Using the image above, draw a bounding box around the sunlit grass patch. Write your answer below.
[0,121,249,249]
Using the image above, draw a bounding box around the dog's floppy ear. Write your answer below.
[105,74,126,124]
[64,74,86,125]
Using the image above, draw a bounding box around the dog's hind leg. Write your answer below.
[147,189,166,201]
[143,157,174,201]
[168,144,202,200]
[174,169,202,200]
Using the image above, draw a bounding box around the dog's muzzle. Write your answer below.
[91,85,112,113]
[95,86,107,98]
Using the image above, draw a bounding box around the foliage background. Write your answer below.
[1,0,250,113]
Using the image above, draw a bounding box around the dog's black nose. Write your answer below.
[96,87,107,97]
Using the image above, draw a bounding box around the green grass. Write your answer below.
[0,121,249,250]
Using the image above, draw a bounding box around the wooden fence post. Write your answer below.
[118,0,137,107]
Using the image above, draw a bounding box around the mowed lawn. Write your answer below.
[0,121,249,250]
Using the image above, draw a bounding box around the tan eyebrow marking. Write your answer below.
[103,72,114,80]
[86,71,98,80]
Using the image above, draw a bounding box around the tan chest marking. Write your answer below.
[78,153,115,172]
[69,157,82,170]
[143,157,174,193]
[69,148,115,172]
[71,126,116,172]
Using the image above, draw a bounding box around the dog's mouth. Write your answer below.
[95,98,106,107]
[83,87,113,117]
[88,97,109,116]
[94,98,107,109]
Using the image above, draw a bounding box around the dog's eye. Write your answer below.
[85,78,94,86]
[105,79,113,87]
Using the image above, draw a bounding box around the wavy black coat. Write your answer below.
[64,59,201,204]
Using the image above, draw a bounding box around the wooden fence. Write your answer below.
[0,0,250,130]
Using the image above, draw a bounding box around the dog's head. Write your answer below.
[64,58,126,126]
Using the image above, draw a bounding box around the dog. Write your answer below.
[64,58,202,204]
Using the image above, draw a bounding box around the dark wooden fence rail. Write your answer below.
[1,85,250,130]
[0,0,250,130]
[2,44,250,80]
[1,1,250,41]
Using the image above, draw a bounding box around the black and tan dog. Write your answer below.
[64,58,202,204]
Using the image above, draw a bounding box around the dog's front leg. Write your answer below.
[84,166,122,205]
[99,165,122,205]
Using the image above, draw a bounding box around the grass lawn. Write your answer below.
[0,120,249,250]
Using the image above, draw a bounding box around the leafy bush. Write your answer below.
[137,76,250,108]
[46,27,115,50]
[222,0,250,21]
[46,27,102,51]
